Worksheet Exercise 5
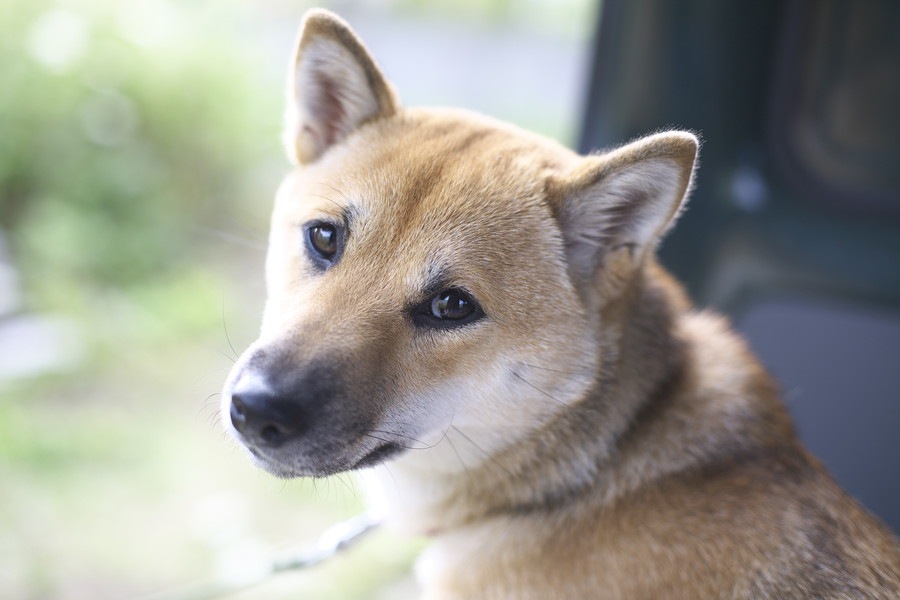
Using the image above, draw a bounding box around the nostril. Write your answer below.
[229,396,247,430]
[260,423,286,444]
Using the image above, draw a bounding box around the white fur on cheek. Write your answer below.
[365,348,596,535]
[386,353,588,470]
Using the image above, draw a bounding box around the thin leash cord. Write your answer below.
[131,512,382,600]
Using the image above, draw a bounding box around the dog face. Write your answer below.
[221,10,696,479]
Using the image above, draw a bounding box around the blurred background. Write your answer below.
[579,0,900,537]
[0,0,592,598]
[2,0,898,598]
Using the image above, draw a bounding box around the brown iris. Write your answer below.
[430,289,476,320]
[308,224,337,258]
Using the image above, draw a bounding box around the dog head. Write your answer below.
[221,10,697,478]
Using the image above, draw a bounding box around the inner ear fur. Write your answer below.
[284,9,398,164]
[550,131,698,286]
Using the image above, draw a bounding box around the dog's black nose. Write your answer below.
[229,376,308,448]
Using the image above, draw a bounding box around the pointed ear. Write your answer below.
[550,131,698,285]
[284,9,398,165]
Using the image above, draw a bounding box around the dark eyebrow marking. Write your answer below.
[312,182,360,228]
[406,262,454,313]
[305,192,356,238]
[421,264,451,299]
[342,203,359,231]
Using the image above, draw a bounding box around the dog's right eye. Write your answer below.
[304,222,342,269]
[309,224,337,256]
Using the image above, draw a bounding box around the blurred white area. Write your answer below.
[0,232,84,383]
[0,315,85,381]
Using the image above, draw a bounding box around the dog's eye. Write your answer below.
[309,224,337,258]
[304,222,344,270]
[431,289,474,320]
[413,288,483,329]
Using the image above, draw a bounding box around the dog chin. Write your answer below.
[242,440,406,479]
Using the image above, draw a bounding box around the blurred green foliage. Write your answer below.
[0,0,281,349]
[0,1,589,596]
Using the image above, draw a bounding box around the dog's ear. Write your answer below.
[284,9,398,164]
[551,131,698,290]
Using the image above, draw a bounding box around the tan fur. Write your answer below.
[222,10,900,598]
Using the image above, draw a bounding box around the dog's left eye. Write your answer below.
[431,290,474,320]
[413,288,484,329]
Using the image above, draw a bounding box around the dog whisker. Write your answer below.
[361,432,395,445]
[307,193,344,212]
[368,428,429,445]
[367,428,449,450]
[320,183,355,206]
[196,392,222,418]
[380,462,401,495]
[450,426,515,479]
[216,351,237,365]
[334,473,358,500]
[520,362,590,377]
[511,371,570,407]
[445,430,473,484]
[205,410,220,423]
[363,432,431,452]
[310,191,347,210]
[221,295,240,361]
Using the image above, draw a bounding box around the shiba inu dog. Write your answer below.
[221,9,900,599]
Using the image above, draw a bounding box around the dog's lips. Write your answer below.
[237,433,406,478]
[352,441,404,469]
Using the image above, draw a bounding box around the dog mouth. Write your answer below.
[352,441,404,469]
[242,437,405,478]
